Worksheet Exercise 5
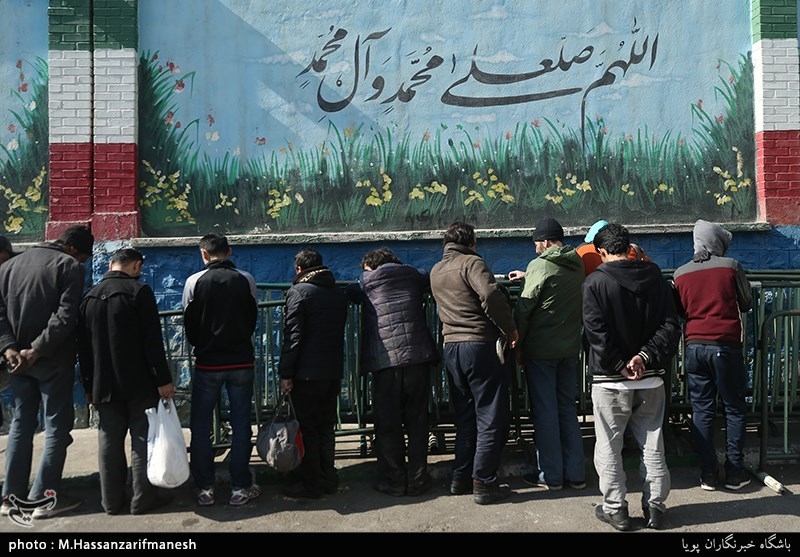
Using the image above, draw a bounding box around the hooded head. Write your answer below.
[692,219,732,262]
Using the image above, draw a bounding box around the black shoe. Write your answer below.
[406,474,432,497]
[473,480,511,505]
[643,505,666,530]
[594,505,631,531]
[450,477,473,495]
[700,471,718,491]
[322,484,339,495]
[131,494,173,515]
[724,472,752,491]
[283,483,323,500]
[374,481,406,497]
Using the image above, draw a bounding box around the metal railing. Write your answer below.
[161,273,800,459]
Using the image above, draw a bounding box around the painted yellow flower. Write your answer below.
[409,187,425,200]
[464,190,484,205]
[25,186,41,202]
[9,197,28,211]
[5,216,23,233]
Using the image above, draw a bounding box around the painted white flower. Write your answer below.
[7,139,18,151]
[205,131,220,141]
[28,101,36,111]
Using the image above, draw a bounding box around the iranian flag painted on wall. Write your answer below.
[47,0,139,240]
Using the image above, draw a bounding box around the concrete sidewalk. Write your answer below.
[0,419,798,538]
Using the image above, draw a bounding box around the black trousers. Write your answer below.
[96,392,160,514]
[444,341,511,485]
[290,379,340,496]
[372,364,430,488]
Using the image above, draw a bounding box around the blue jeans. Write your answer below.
[3,365,75,501]
[189,367,254,490]
[524,357,585,486]
[685,343,748,478]
[444,341,510,485]
[592,384,670,513]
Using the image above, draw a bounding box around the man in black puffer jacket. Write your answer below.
[279,248,349,500]
[347,247,439,497]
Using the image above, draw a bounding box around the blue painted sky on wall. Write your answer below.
[139,0,751,161]
[0,0,47,156]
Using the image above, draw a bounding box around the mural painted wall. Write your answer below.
[0,0,48,239]
[137,0,756,237]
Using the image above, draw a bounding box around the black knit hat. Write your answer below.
[531,218,564,242]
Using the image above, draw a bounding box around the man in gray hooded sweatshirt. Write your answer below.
[673,220,753,492]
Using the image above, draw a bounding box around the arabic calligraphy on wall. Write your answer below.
[134,0,754,236]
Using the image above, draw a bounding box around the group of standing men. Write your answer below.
[0,217,754,529]
[427,217,752,533]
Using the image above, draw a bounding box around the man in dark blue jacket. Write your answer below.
[79,248,175,515]
[347,247,439,497]
[182,233,259,507]
[279,248,348,500]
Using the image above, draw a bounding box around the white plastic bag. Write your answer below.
[145,398,191,489]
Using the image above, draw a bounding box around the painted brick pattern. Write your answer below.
[48,142,93,239]
[90,2,139,240]
[47,2,93,238]
[756,130,800,224]
[92,0,138,49]
[47,0,141,239]
[93,143,138,210]
[752,1,800,225]
[752,39,800,132]
[48,50,92,143]
[751,0,798,42]
[48,0,91,51]
[93,49,138,144]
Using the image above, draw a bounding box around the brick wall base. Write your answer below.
[756,130,800,224]
[92,212,140,240]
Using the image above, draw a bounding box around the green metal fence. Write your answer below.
[161,272,800,461]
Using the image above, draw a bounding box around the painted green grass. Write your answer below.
[139,50,755,236]
[0,56,48,238]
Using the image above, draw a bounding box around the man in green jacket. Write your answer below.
[514,217,586,491]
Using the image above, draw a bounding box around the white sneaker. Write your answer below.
[31,494,82,519]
